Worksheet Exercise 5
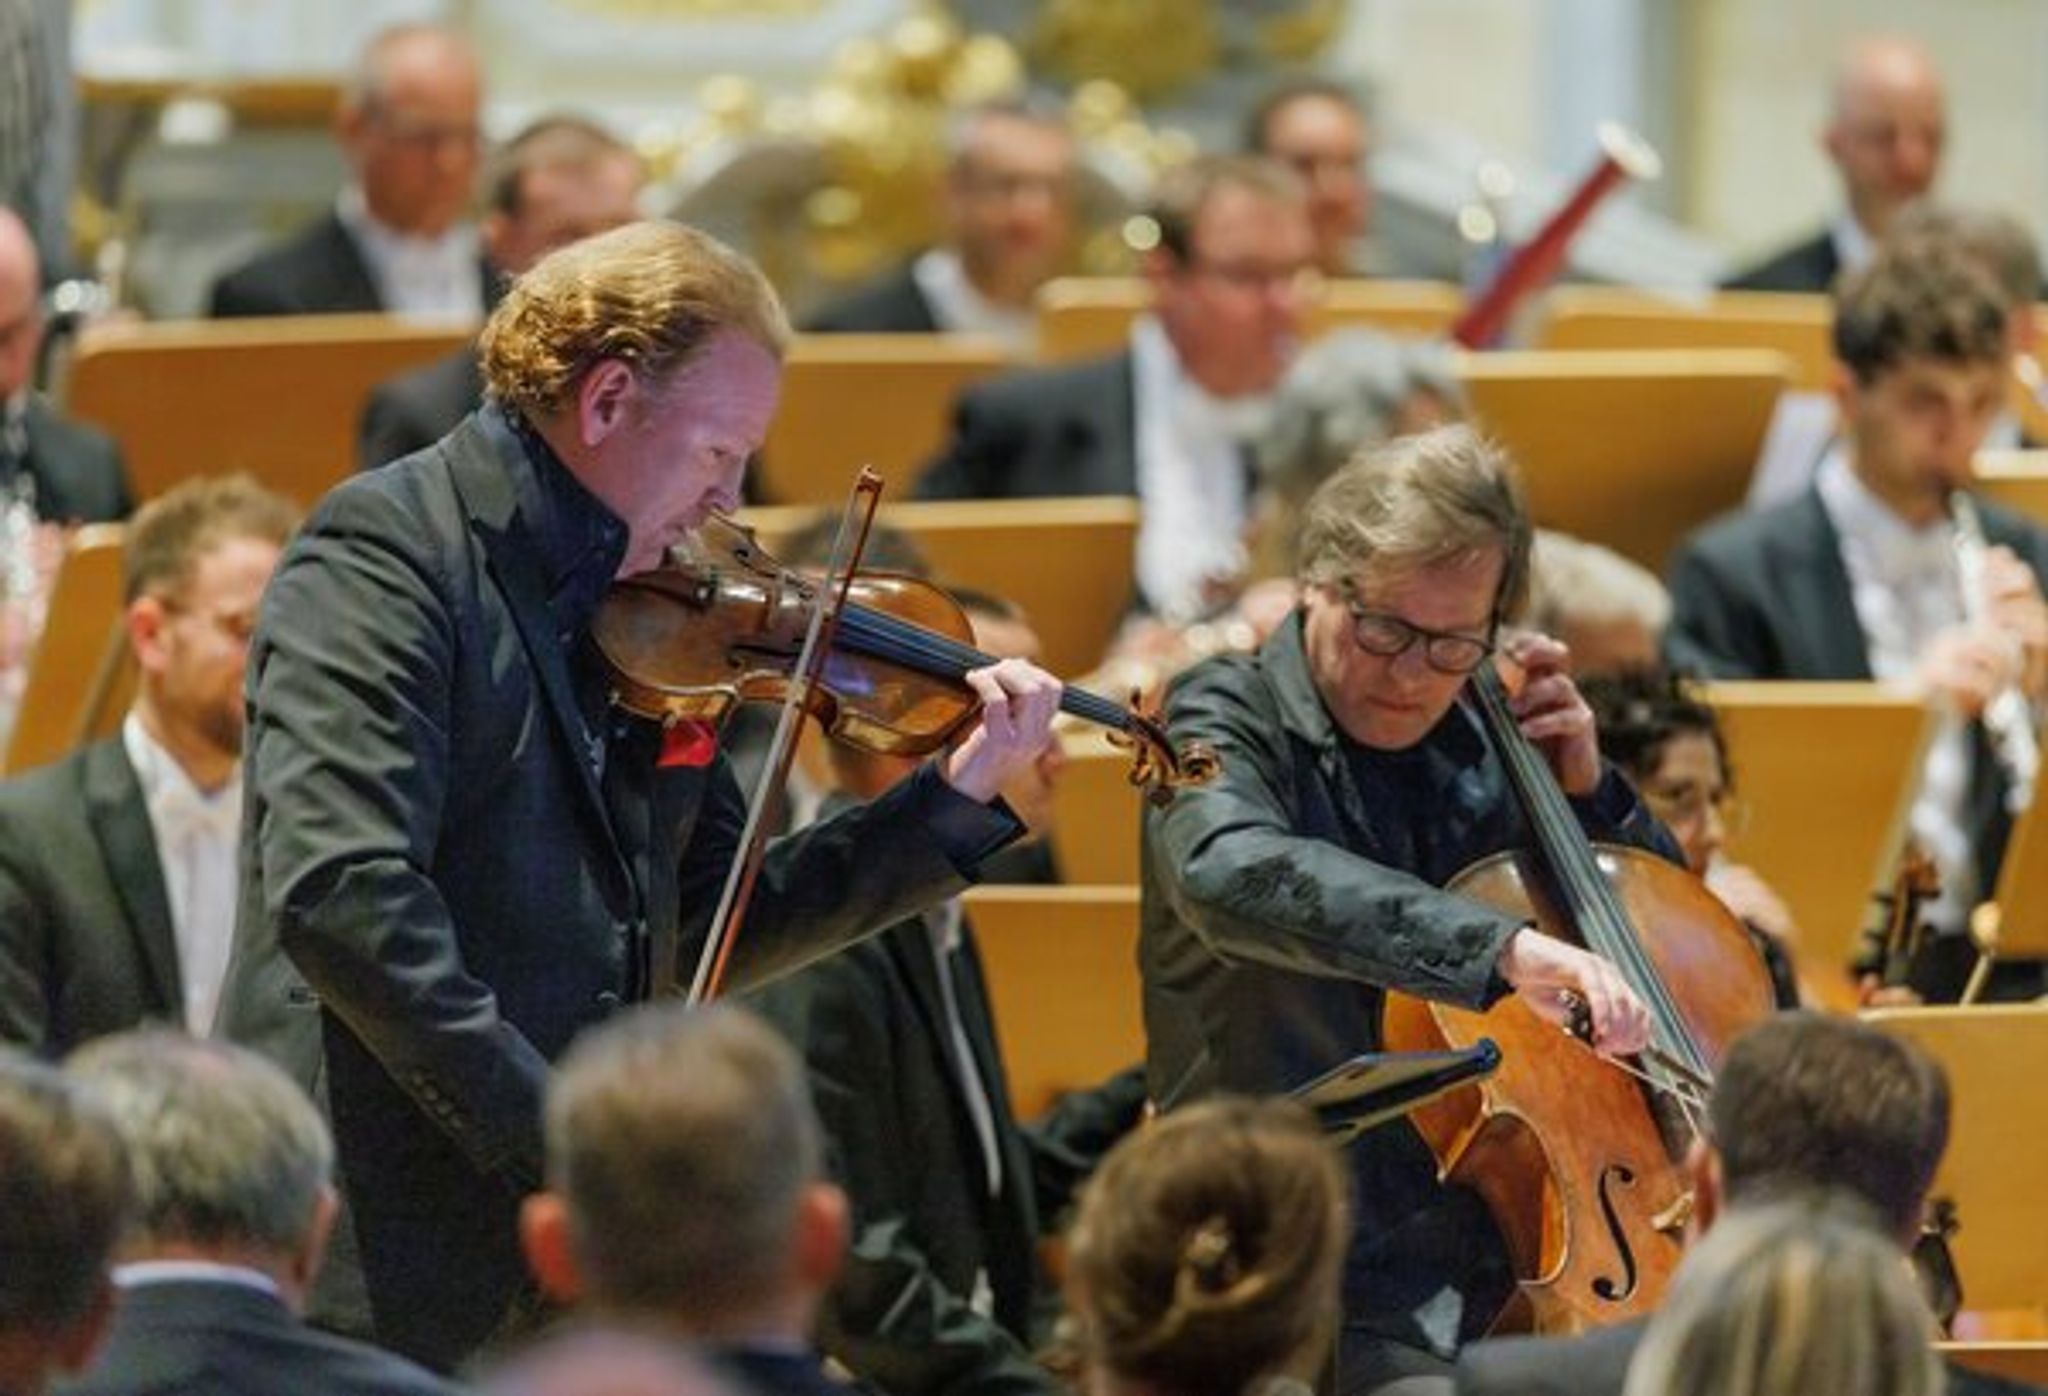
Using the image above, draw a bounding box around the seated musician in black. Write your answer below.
[1141,424,1668,1395]
[1582,668,1805,1009]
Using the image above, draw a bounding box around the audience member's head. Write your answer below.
[1621,1194,1944,1396]
[121,475,300,790]
[0,205,42,403]
[480,221,790,578]
[942,100,1078,310]
[337,23,486,238]
[482,114,646,279]
[1824,36,1946,241]
[1142,155,1315,400]
[1702,1012,1949,1248]
[1831,238,2009,522]
[66,1031,337,1312]
[479,1327,745,1396]
[0,1049,131,1396]
[1065,1096,1348,1396]
[1888,200,2043,357]
[1244,78,1371,277]
[1582,669,1732,877]
[523,1003,845,1342]
[1525,530,1669,678]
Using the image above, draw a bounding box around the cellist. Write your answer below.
[1141,423,1663,1395]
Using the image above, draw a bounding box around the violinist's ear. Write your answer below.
[574,359,640,448]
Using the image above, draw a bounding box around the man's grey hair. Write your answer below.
[1257,329,1465,502]
[67,1030,332,1256]
[1527,529,1671,636]
[546,1002,821,1316]
[0,1049,131,1331]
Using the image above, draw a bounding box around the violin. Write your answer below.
[589,512,1221,806]
[1384,662,1775,1335]
[1851,845,1939,1009]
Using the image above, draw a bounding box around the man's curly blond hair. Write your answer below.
[480,220,791,419]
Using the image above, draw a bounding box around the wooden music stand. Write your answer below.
[753,335,1010,505]
[1535,287,1836,390]
[1959,774,2048,1002]
[1046,732,1144,886]
[738,497,1139,677]
[1459,348,1789,573]
[1864,1006,2048,1328]
[1034,276,1463,363]
[1971,450,2048,528]
[4,525,132,776]
[1701,681,1935,1012]
[63,314,473,506]
[1939,1342,2048,1385]
[966,885,1142,1118]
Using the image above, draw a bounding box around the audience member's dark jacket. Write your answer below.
[358,347,483,471]
[1720,229,1839,294]
[54,1278,456,1396]
[750,832,1143,1396]
[1665,488,2048,914]
[207,210,495,319]
[804,264,941,334]
[0,738,180,1053]
[11,395,131,522]
[712,1343,856,1396]
[1454,1315,2043,1396]
[915,352,1135,501]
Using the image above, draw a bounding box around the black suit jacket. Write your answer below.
[54,1279,454,1396]
[0,739,182,1053]
[1664,488,2048,901]
[9,395,132,522]
[207,210,496,319]
[748,902,1057,1396]
[358,346,483,471]
[1721,229,1841,294]
[916,352,1136,502]
[804,264,941,334]
[713,1344,855,1396]
[1454,1315,2042,1396]
[220,406,1018,1371]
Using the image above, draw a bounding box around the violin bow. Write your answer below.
[682,467,885,1005]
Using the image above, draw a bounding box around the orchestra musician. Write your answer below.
[216,220,1063,1372]
[1140,423,1665,1395]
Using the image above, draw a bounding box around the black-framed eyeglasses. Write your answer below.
[1339,585,1495,675]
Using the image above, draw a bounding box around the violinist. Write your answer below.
[1141,424,1665,1395]
[216,221,1063,1372]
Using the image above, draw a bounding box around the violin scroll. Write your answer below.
[1107,689,1222,807]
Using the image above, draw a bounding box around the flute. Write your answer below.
[1950,489,2039,813]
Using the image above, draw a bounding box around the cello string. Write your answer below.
[1474,671,1713,1085]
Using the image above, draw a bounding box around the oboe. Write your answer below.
[1950,489,2039,813]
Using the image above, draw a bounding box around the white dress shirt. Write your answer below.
[1829,210,1876,282]
[1129,315,1268,623]
[912,249,1036,357]
[336,186,482,321]
[1816,454,1977,932]
[114,1259,281,1299]
[123,713,242,1033]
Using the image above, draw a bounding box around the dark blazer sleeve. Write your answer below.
[755,955,1063,1396]
[23,402,133,523]
[1020,1064,1145,1228]
[358,380,436,472]
[917,378,1024,500]
[1143,662,1523,1009]
[0,797,58,1049]
[243,482,551,1186]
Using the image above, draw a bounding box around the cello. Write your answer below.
[1384,660,1776,1334]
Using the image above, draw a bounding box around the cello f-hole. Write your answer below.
[1590,1163,1642,1304]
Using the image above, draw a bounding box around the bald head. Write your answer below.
[337,24,484,237]
[1825,37,1945,238]
[0,207,42,399]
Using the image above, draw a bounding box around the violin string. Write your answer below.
[834,603,1133,731]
